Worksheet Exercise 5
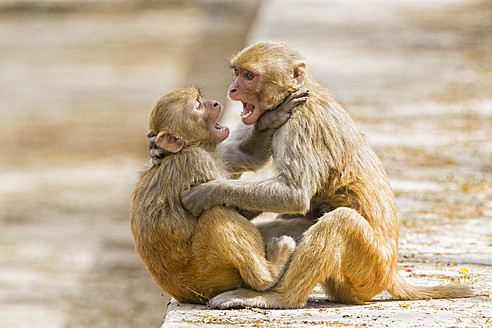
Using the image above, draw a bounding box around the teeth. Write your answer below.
[241,102,254,119]
[240,112,251,119]
[215,122,226,131]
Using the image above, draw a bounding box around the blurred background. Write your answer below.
[0,0,490,327]
[0,1,260,327]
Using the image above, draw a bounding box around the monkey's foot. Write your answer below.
[266,235,296,263]
[208,288,296,309]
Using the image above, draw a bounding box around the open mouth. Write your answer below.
[214,122,227,131]
[241,102,255,119]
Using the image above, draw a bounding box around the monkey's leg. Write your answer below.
[272,207,394,306]
[321,211,476,302]
[319,208,397,304]
[313,207,396,304]
[207,210,338,309]
[194,207,295,293]
[208,207,396,309]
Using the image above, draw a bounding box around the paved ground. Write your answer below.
[0,0,490,327]
[165,0,492,327]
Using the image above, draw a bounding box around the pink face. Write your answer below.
[192,93,229,142]
[228,66,267,125]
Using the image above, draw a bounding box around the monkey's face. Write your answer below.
[228,41,307,125]
[149,88,229,153]
[228,66,267,125]
[190,91,230,144]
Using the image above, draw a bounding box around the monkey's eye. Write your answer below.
[233,68,240,77]
[244,71,254,81]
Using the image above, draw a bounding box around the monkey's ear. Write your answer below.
[291,61,306,89]
[155,131,184,153]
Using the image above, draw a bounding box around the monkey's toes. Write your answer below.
[266,235,296,260]
[207,292,243,309]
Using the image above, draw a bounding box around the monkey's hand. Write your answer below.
[182,182,220,216]
[257,89,309,131]
[147,130,171,165]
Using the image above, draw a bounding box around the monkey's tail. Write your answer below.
[387,272,477,301]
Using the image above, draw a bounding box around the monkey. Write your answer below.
[130,87,304,304]
[179,41,476,308]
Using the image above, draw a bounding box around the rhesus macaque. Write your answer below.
[130,88,298,303]
[180,41,476,308]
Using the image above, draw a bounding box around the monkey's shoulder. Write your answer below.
[285,96,359,136]
[131,148,221,233]
[134,147,223,197]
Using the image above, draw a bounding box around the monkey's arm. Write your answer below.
[218,124,273,177]
[182,175,311,217]
[219,90,308,176]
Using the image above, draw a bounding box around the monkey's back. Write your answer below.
[130,147,240,302]
[274,91,399,242]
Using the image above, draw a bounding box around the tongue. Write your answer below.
[241,103,254,117]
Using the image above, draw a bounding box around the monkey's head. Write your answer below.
[149,88,229,153]
[228,41,307,125]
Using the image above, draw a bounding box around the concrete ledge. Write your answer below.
[161,275,490,328]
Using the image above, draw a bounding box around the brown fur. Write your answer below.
[130,88,295,304]
[181,42,476,308]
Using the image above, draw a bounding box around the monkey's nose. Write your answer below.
[230,88,237,94]
[213,102,220,107]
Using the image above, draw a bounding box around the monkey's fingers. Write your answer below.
[148,136,157,149]
[150,156,162,166]
[146,129,156,138]
[275,90,309,112]
[289,89,310,99]
[285,96,308,109]
[282,89,309,105]
[150,148,166,158]
[257,90,308,131]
